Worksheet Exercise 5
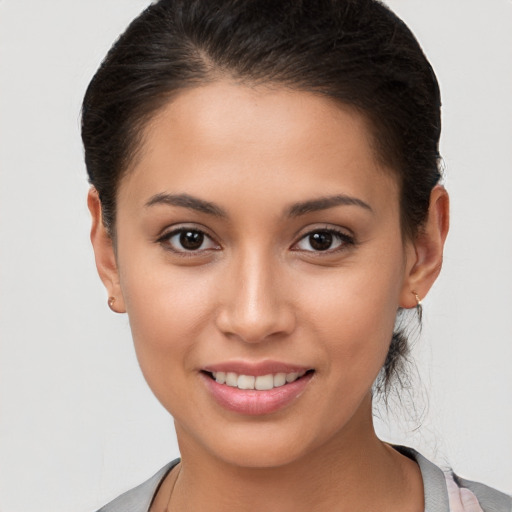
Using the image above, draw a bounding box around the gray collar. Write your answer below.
[394,445,450,512]
[98,448,451,512]
[96,460,178,512]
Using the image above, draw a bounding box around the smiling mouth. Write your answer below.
[203,370,315,391]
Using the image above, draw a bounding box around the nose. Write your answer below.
[215,250,296,344]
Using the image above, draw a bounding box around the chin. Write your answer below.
[176,414,344,470]
[208,436,312,469]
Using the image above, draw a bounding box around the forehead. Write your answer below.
[119,81,398,213]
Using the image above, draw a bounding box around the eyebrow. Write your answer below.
[144,192,372,218]
[145,193,227,217]
[286,195,373,217]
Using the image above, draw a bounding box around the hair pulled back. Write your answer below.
[81,0,442,396]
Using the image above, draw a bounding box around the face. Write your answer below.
[97,82,421,468]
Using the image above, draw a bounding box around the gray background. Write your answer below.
[1,1,511,510]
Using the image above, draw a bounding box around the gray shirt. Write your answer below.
[96,446,511,512]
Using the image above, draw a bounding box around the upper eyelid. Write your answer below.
[160,236,219,263]
[156,225,221,251]
[293,224,354,242]
[157,223,216,240]
[291,227,355,251]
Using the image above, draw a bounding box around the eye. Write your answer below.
[159,228,220,253]
[294,229,353,252]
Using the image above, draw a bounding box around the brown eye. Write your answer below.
[294,229,353,253]
[161,228,219,253]
[308,232,333,251]
[180,230,204,250]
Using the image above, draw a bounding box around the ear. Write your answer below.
[87,187,126,313]
[400,185,450,308]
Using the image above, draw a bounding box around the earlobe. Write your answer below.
[87,188,126,313]
[400,185,450,309]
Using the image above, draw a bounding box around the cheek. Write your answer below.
[117,254,217,396]
[299,252,405,377]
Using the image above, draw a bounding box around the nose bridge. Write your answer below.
[216,243,294,343]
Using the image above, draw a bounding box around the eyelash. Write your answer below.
[156,226,355,255]
[157,227,220,256]
[292,228,355,254]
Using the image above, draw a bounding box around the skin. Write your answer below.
[89,82,449,511]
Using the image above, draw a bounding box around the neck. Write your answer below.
[166,398,423,512]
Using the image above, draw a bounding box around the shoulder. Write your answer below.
[95,459,180,512]
[395,446,511,512]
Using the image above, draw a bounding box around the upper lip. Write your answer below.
[202,360,312,377]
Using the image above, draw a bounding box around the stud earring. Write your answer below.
[108,296,117,312]
[411,290,423,321]
[411,291,422,307]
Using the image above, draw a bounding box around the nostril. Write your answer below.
[215,306,297,344]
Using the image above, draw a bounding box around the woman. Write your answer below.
[81,0,511,511]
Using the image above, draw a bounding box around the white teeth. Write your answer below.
[226,372,238,387]
[237,374,256,389]
[273,373,286,387]
[210,370,308,390]
[255,374,274,390]
[286,372,299,383]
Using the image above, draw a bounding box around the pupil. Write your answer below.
[180,231,203,250]
[309,232,332,251]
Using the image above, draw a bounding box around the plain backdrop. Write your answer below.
[0,1,511,511]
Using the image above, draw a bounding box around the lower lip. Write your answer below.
[201,372,314,416]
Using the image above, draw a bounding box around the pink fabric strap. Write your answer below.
[446,474,484,512]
